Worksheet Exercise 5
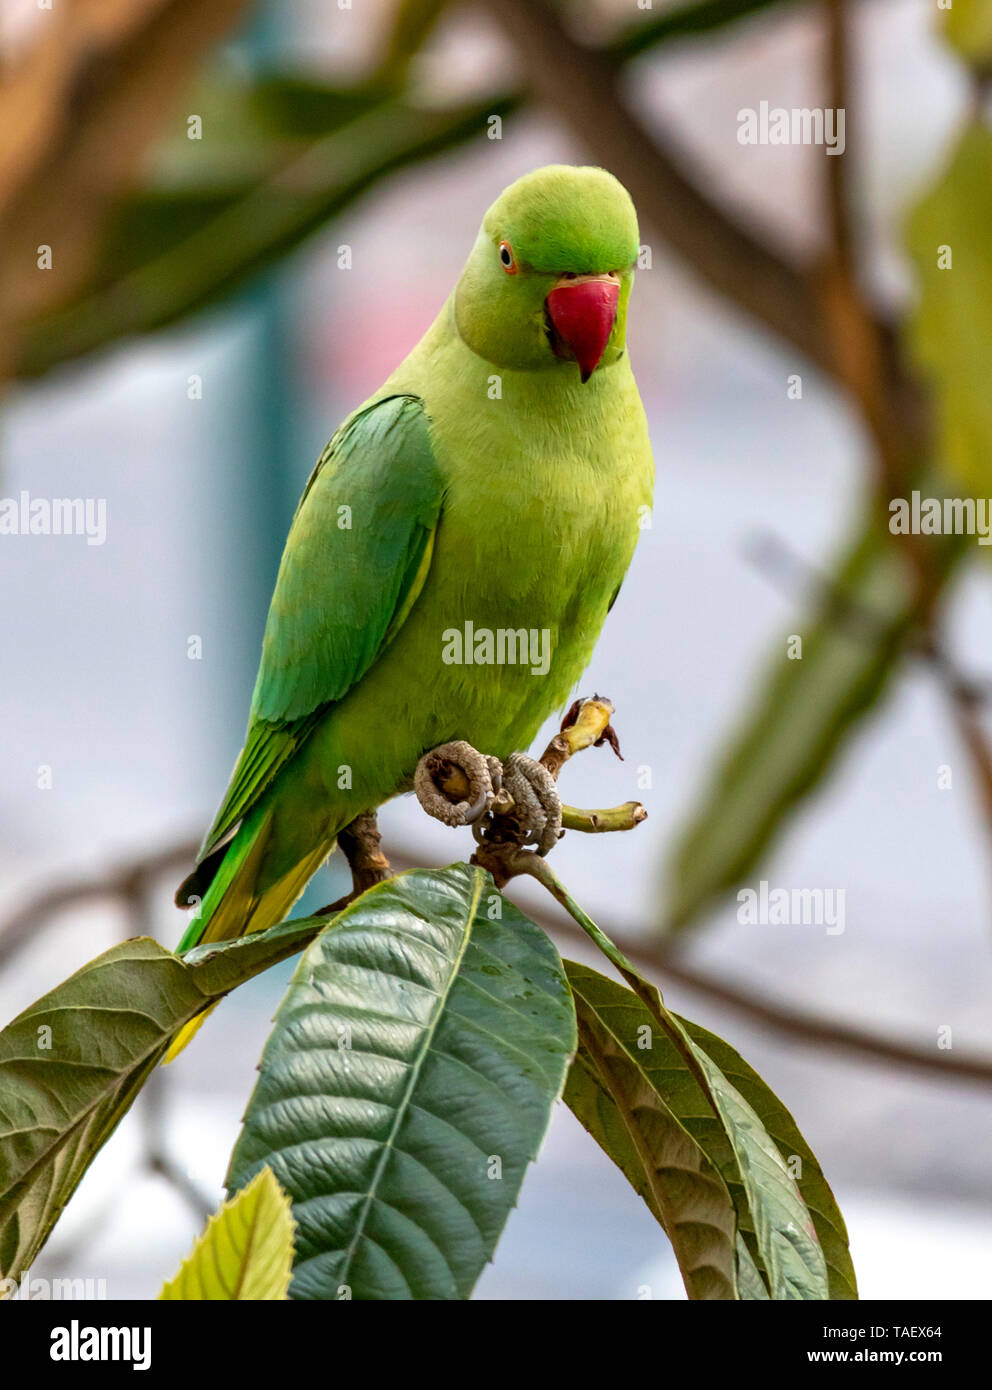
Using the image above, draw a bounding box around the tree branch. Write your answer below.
[4,832,990,1089]
[488,0,828,372]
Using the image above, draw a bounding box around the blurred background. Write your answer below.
[1,0,991,1299]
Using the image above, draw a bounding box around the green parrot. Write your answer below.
[167,163,653,1058]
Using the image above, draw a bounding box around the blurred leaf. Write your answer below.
[160,1167,294,1300]
[0,0,250,365]
[563,961,739,1299]
[663,507,942,932]
[15,87,517,379]
[226,864,576,1301]
[0,912,324,1280]
[617,0,804,60]
[906,121,992,497]
[13,0,813,380]
[377,0,455,85]
[678,1016,857,1299]
[942,0,992,64]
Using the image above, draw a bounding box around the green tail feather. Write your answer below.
[166,810,334,1063]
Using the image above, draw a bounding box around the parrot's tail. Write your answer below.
[164,809,332,1064]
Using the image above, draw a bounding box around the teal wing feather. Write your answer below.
[198,393,445,860]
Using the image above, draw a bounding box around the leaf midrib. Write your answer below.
[335,867,484,1296]
[572,998,738,1298]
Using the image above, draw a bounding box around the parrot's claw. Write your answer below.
[501,752,563,857]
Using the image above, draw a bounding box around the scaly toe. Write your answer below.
[502,752,563,856]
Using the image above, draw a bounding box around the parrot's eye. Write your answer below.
[498,240,517,274]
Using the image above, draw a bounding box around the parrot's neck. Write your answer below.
[401,294,637,426]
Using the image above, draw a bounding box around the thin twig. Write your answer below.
[0,840,198,971]
[924,640,992,848]
[824,0,854,280]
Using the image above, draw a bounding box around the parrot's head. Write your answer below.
[454,164,639,384]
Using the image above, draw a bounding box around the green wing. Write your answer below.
[199,393,444,860]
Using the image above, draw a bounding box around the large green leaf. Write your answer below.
[0,912,324,1280]
[678,1016,856,1299]
[561,959,829,1300]
[906,121,992,498]
[735,1234,770,1300]
[226,864,576,1301]
[563,967,738,1299]
[678,1029,826,1300]
[160,1166,295,1300]
[663,506,940,932]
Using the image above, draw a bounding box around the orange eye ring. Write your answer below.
[498,240,517,274]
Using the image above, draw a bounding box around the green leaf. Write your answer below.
[617,0,804,61]
[159,1166,294,1300]
[377,0,455,85]
[942,0,992,65]
[663,505,938,932]
[0,911,326,1280]
[563,963,739,1300]
[226,864,576,1301]
[906,122,992,498]
[561,958,829,1300]
[677,1016,856,1299]
[679,1030,828,1300]
[735,1234,770,1300]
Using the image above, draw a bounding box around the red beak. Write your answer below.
[546,277,620,383]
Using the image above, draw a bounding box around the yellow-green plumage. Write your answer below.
[168,164,653,1057]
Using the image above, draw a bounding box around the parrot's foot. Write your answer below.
[413,698,645,887]
[496,753,562,857]
[413,741,501,827]
[316,811,391,916]
[414,743,562,857]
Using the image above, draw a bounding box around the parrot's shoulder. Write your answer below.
[297,391,445,517]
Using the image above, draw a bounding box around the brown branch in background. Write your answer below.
[487,0,829,373]
[538,902,992,1088]
[824,0,854,280]
[0,0,250,371]
[924,640,992,850]
[813,0,917,511]
[0,840,198,972]
[489,0,929,571]
[2,833,991,1087]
